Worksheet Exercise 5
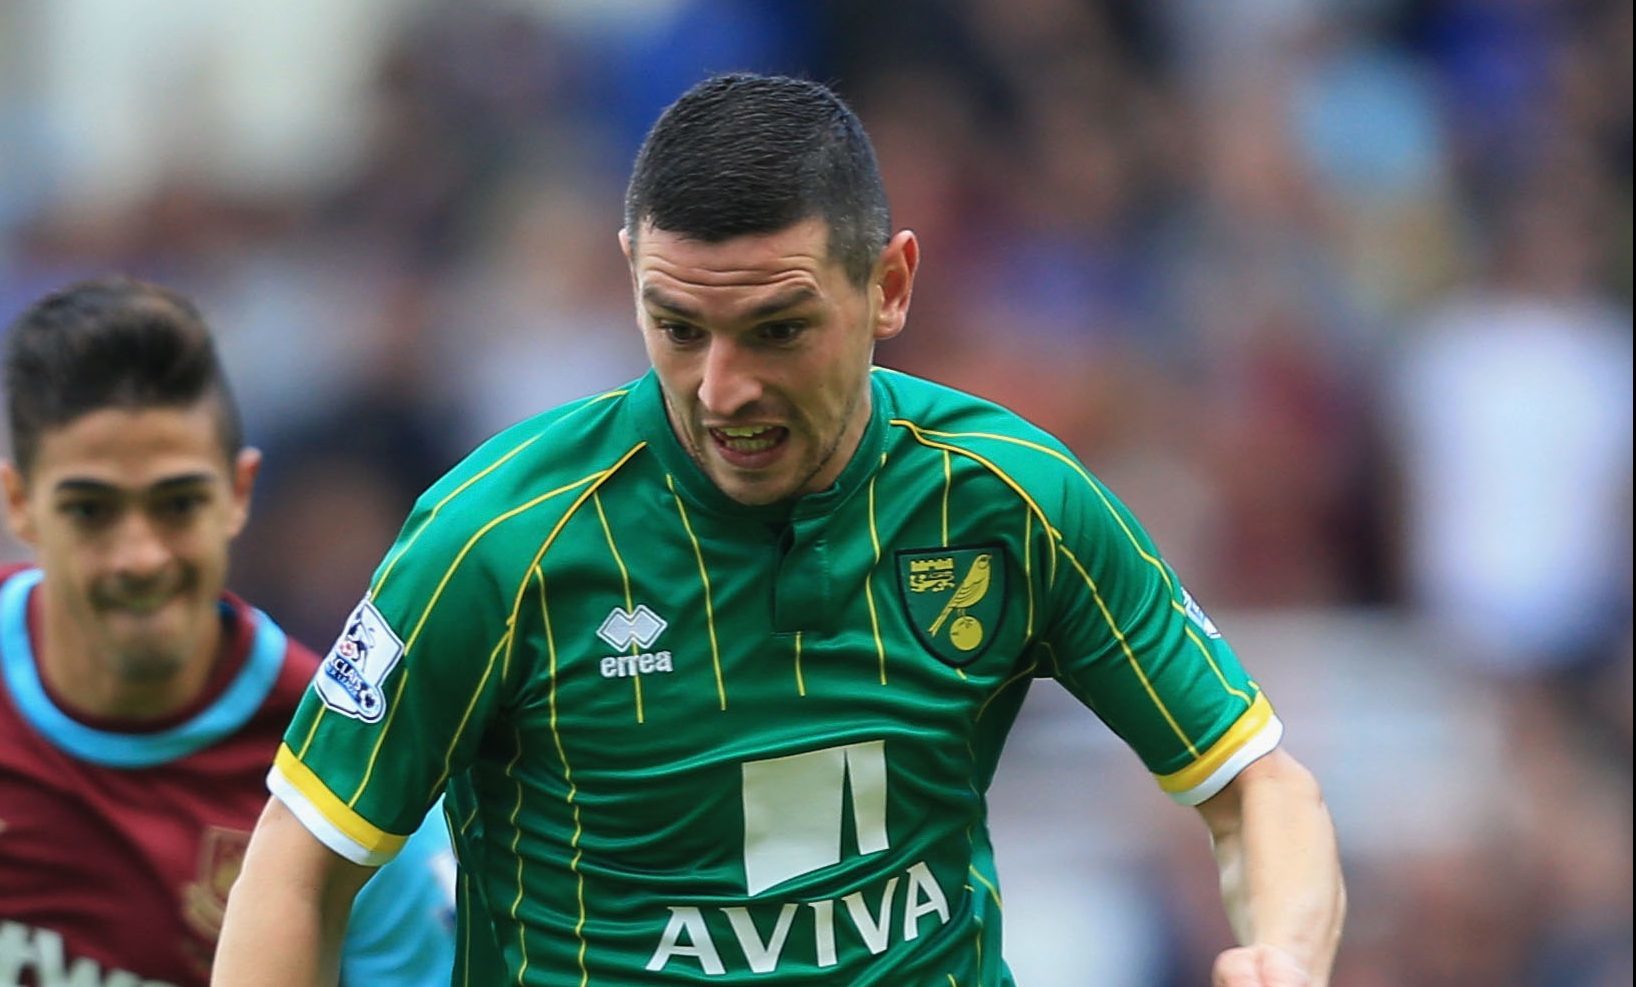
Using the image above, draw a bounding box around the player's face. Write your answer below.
[1,404,259,688]
[624,217,918,505]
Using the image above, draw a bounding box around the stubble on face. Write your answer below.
[661,373,869,506]
[632,219,881,508]
[89,571,201,682]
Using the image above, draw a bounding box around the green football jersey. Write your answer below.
[271,367,1281,986]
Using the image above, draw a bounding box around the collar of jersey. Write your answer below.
[630,369,892,521]
[0,567,287,769]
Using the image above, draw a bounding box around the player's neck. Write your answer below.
[33,587,222,722]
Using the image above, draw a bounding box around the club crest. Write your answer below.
[895,545,1007,667]
[183,825,251,943]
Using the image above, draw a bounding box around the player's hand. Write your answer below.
[1211,944,1311,986]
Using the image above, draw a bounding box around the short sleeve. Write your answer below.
[269,497,527,865]
[1038,470,1282,805]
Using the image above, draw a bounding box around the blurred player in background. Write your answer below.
[0,278,457,987]
[218,74,1344,986]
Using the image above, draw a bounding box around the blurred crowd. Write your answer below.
[0,1,1629,984]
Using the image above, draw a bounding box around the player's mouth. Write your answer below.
[707,425,790,468]
[94,577,190,617]
[100,593,181,617]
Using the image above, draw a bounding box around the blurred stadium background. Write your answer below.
[0,1,1629,984]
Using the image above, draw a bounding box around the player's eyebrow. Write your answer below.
[744,287,817,321]
[147,473,216,493]
[641,286,817,323]
[53,473,216,497]
[641,286,701,320]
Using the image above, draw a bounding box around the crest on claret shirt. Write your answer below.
[183,825,252,943]
[894,545,1008,668]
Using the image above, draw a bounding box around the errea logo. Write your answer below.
[597,605,667,650]
[597,605,675,679]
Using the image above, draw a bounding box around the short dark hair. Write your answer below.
[624,73,891,286]
[4,276,244,475]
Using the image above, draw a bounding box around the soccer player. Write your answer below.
[0,278,457,987]
[217,74,1345,986]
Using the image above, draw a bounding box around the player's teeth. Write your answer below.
[720,427,770,437]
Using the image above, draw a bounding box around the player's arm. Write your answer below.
[1195,747,1345,987]
[340,802,458,986]
[214,796,375,987]
[1031,457,1343,984]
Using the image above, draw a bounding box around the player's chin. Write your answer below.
[110,637,192,682]
[717,479,797,506]
[102,613,192,669]
[702,452,804,505]
[710,466,803,506]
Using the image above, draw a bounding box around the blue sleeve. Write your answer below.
[339,799,457,987]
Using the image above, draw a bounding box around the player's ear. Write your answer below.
[871,230,919,343]
[0,459,37,545]
[225,447,261,538]
[618,227,643,301]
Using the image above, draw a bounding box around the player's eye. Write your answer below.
[757,321,807,344]
[153,491,210,522]
[656,320,704,345]
[57,499,115,527]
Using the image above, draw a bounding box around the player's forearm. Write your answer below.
[214,878,345,986]
[213,798,365,986]
[1206,750,1345,985]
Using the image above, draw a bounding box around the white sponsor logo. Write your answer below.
[596,605,675,679]
[648,740,952,976]
[315,597,405,723]
[0,920,177,987]
[600,651,675,678]
[741,741,889,896]
[645,861,950,975]
[596,605,667,651]
[1181,586,1222,638]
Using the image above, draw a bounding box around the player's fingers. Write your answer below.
[1257,946,1312,986]
[1212,945,1312,987]
[1212,947,1262,986]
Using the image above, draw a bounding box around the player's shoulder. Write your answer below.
[220,592,320,718]
[267,616,323,701]
[370,380,646,590]
[876,367,1066,446]
[417,381,640,518]
[455,381,639,480]
[875,367,1089,501]
[0,565,34,706]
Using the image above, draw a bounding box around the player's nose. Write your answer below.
[697,338,764,419]
[106,513,174,579]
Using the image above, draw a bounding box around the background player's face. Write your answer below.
[1,404,259,687]
[624,217,917,505]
